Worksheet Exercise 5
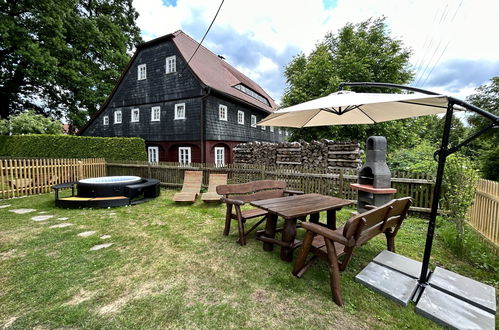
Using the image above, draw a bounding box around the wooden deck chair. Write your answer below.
[292,197,412,306]
[173,171,203,202]
[201,173,228,202]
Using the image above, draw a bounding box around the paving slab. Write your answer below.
[416,286,495,330]
[373,250,425,279]
[78,231,96,237]
[49,223,73,229]
[0,204,11,209]
[9,208,36,214]
[31,215,54,222]
[429,267,496,314]
[355,261,418,306]
[90,243,113,251]
[57,217,69,221]
[100,235,111,239]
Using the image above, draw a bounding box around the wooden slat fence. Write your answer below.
[468,179,499,248]
[0,158,106,199]
[106,161,435,212]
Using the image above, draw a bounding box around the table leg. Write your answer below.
[327,209,337,230]
[263,213,278,252]
[280,217,297,262]
[309,213,320,224]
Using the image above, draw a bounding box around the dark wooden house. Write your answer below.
[79,30,285,165]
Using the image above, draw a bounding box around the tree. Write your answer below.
[0,0,142,131]
[281,17,416,148]
[465,77,499,180]
[0,110,63,135]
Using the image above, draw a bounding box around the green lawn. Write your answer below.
[0,190,497,329]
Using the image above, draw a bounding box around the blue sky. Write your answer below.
[133,0,499,103]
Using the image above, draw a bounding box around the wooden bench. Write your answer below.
[292,197,412,306]
[216,180,303,245]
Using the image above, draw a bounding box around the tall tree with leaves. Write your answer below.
[0,0,142,131]
[466,77,499,180]
[281,17,415,148]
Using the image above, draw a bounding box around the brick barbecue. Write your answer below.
[351,136,396,213]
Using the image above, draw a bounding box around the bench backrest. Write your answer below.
[207,174,228,193]
[216,180,287,203]
[343,197,412,245]
[180,171,203,193]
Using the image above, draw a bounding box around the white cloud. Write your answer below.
[132,0,499,101]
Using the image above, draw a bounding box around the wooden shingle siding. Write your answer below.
[205,94,282,143]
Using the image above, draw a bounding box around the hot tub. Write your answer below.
[77,176,142,197]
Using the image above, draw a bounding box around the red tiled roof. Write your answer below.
[171,30,277,112]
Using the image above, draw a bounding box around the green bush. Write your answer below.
[388,140,437,174]
[0,135,146,161]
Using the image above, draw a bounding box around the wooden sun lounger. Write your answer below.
[173,171,203,202]
[201,173,228,202]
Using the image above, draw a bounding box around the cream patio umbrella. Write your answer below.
[258,82,499,300]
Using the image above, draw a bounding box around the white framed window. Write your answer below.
[103,116,109,126]
[148,146,159,163]
[114,110,122,124]
[286,130,289,136]
[179,147,191,165]
[237,110,244,125]
[151,106,161,121]
[278,128,282,134]
[174,103,185,120]
[166,55,176,74]
[138,64,147,80]
[219,104,228,121]
[251,115,257,128]
[270,126,274,132]
[214,147,225,166]
[261,125,266,130]
[131,108,140,122]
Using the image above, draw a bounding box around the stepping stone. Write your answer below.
[49,223,73,229]
[9,208,36,214]
[78,231,96,237]
[0,204,11,209]
[90,243,113,251]
[100,235,111,239]
[373,250,425,279]
[32,215,54,222]
[57,217,69,221]
[38,211,48,214]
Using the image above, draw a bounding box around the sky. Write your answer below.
[133,0,499,105]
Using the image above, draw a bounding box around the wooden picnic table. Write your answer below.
[251,193,353,261]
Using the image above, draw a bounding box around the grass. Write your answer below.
[0,190,497,329]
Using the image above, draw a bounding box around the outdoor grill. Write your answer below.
[351,136,396,213]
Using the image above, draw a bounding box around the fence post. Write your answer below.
[78,160,83,180]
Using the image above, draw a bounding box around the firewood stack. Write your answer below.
[327,140,361,169]
[276,142,302,165]
[234,140,361,170]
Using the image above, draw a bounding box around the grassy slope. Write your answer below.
[0,190,497,329]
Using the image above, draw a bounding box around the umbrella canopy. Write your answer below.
[258,91,454,127]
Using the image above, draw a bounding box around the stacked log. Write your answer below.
[234,139,361,170]
[326,140,361,169]
[276,142,301,165]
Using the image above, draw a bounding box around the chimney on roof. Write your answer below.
[217,55,226,60]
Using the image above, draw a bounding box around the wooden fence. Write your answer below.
[468,179,499,248]
[0,158,106,199]
[106,161,435,213]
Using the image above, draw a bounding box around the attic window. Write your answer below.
[138,64,147,80]
[234,84,270,106]
[166,56,176,74]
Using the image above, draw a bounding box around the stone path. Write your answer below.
[90,243,113,251]
[49,223,73,229]
[100,235,111,239]
[31,215,54,222]
[0,204,11,209]
[9,208,36,214]
[78,231,96,237]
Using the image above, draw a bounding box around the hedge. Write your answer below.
[0,135,147,161]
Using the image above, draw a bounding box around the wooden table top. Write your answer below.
[250,193,353,219]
